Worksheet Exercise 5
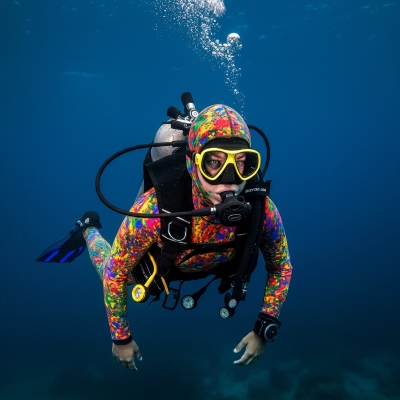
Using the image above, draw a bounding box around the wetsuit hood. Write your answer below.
[187,104,251,152]
[186,104,251,200]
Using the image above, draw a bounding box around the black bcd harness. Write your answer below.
[130,145,270,315]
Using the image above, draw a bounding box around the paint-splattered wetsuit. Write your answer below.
[84,181,292,342]
[86,103,293,342]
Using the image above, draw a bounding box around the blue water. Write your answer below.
[1,1,399,399]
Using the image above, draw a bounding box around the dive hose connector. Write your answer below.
[219,293,240,319]
[180,275,219,311]
[253,313,281,342]
[219,279,250,320]
[219,295,236,320]
[219,292,238,320]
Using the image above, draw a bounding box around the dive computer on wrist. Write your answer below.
[253,314,281,342]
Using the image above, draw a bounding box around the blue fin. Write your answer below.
[36,224,87,263]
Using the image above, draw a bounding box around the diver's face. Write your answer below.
[197,168,245,205]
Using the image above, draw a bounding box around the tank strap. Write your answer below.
[144,149,193,276]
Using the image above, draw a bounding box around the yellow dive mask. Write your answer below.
[194,148,261,183]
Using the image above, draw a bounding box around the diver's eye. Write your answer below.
[207,159,222,170]
[203,152,226,175]
[204,159,223,176]
[235,153,246,174]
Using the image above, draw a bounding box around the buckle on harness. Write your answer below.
[167,221,188,242]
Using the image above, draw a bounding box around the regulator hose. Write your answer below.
[232,194,264,300]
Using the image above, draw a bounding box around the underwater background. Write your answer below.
[1,0,399,399]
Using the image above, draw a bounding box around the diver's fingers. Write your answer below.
[234,350,261,366]
[130,339,143,361]
[244,354,261,366]
[233,350,252,366]
[112,342,139,371]
[233,337,249,366]
[234,351,262,366]
[127,358,138,371]
[115,354,137,371]
[234,338,247,353]
[134,347,143,361]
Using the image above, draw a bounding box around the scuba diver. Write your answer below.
[37,94,293,371]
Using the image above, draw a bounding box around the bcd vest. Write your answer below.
[130,145,270,308]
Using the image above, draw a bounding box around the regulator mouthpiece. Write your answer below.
[219,191,236,202]
[214,191,252,227]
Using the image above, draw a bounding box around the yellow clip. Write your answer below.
[131,252,158,303]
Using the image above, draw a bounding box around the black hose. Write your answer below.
[232,195,264,299]
[248,124,270,179]
[95,140,194,218]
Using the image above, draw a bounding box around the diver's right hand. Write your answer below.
[112,339,143,371]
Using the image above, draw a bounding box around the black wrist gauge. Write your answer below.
[253,315,281,342]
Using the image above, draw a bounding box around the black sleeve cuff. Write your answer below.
[258,312,281,325]
[112,336,133,345]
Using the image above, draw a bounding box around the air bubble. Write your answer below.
[155,1,244,110]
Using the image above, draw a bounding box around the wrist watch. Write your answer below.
[253,314,281,342]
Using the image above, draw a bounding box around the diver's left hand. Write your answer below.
[233,331,266,366]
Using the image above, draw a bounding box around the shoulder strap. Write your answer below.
[230,179,271,300]
[144,149,193,275]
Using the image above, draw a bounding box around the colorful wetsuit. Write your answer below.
[85,103,293,342]
[84,181,292,341]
